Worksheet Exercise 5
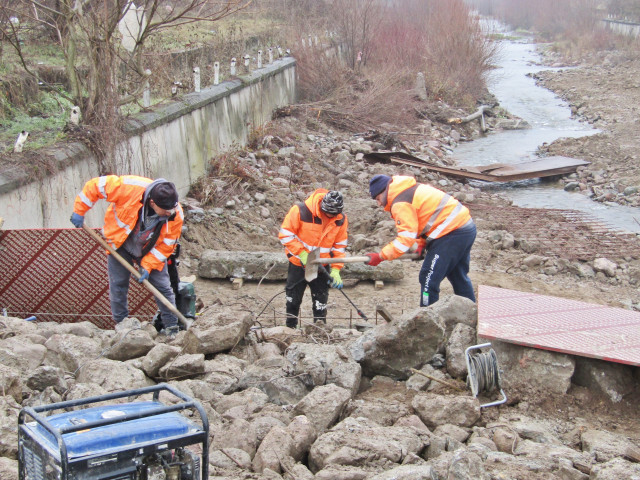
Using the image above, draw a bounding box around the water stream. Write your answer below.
[450,33,640,234]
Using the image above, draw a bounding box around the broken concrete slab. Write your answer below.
[572,356,635,403]
[484,340,575,396]
[349,307,445,379]
[197,250,407,281]
[182,307,254,355]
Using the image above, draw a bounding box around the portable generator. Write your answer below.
[18,384,209,480]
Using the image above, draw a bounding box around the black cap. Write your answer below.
[150,182,178,209]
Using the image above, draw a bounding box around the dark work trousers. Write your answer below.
[418,221,476,307]
[107,254,178,328]
[285,262,329,328]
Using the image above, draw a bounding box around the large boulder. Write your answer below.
[75,358,154,391]
[252,415,316,474]
[43,334,102,372]
[350,307,445,379]
[183,307,254,355]
[285,343,361,395]
[308,417,424,472]
[293,384,352,434]
[445,323,477,379]
[581,429,640,463]
[0,337,47,373]
[105,329,155,361]
[412,393,481,429]
[573,357,635,403]
[484,340,575,395]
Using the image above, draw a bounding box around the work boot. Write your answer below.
[160,325,179,340]
[286,319,298,329]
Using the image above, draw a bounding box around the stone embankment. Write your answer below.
[1,294,638,479]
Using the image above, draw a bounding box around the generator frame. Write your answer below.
[18,383,209,480]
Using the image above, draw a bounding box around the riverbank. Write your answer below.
[535,47,640,208]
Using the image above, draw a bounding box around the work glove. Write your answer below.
[415,242,426,259]
[70,212,84,228]
[299,250,309,266]
[138,268,150,283]
[328,268,343,289]
[365,252,383,267]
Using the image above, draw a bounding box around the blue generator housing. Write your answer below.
[18,384,209,480]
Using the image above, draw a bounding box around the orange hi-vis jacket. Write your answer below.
[279,189,348,269]
[380,176,472,261]
[73,175,184,273]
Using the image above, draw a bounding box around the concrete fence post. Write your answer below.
[193,66,200,93]
[230,57,236,75]
[415,72,428,101]
[243,54,250,73]
[308,34,312,47]
[143,69,152,107]
[277,46,283,58]
[143,80,150,107]
[268,47,273,64]
[314,35,319,46]
[257,50,262,69]
[213,62,220,85]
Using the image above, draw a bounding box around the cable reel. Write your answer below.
[465,342,507,408]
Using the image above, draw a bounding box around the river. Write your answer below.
[451,32,640,234]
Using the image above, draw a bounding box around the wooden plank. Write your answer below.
[375,305,394,323]
[364,152,590,182]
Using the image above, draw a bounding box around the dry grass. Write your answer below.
[472,0,635,59]
[291,0,499,129]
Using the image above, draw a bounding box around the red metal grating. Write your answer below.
[470,204,640,261]
[478,285,640,366]
[0,228,157,328]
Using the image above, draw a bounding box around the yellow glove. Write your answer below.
[328,268,343,289]
[299,250,308,266]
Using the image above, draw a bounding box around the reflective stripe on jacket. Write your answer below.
[279,189,348,269]
[73,175,184,272]
[380,176,471,260]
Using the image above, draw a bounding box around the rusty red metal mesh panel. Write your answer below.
[470,204,640,261]
[0,229,157,328]
[478,285,640,366]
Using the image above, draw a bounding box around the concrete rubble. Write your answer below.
[1,294,639,480]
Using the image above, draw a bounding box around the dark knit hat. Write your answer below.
[369,175,392,199]
[150,182,179,209]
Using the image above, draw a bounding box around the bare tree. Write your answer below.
[331,0,385,69]
[1,0,252,165]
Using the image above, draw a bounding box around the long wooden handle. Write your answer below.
[82,225,191,329]
[311,253,421,265]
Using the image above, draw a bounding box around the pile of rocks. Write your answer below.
[1,294,638,480]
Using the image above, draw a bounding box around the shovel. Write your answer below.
[304,248,420,282]
[82,225,192,330]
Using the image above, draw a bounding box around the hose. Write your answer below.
[466,348,501,396]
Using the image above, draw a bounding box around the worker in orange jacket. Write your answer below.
[279,190,348,328]
[366,175,476,307]
[70,175,184,335]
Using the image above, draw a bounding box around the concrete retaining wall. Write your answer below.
[1,57,296,229]
[602,18,640,37]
